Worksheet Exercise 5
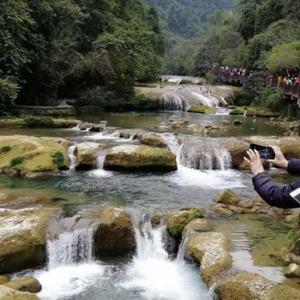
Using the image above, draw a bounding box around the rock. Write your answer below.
[140,135,168,149]
[228,205,245,214]
[75,142,107,170]
[232,119,243,127]
[104,145,177,172]
[211,204,233,216]
[4,277,42,293]
[0,275,10,284]
[221,138,249,170]
[87,207,136,257]
[162,229,178,256]
[187,232,232,285]
[166,208,205,239]
[215,272,300,300]
[187,106,217,114]
[0,135,69,177]
[151,213,164,227]
[284,263,300,278]
[214,189,241,205]
[0,286,39,300]
[291,238,300,256]
[182,218,210,236]
[237,200,253,209]
[0,207,60,273]
[118,129,145,140]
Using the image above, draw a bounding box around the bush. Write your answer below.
[10,156,25,167]
[206,70,219,85]
[228,89,253,106]
[23,116,55,128]
[0,146,12,153]
[255,88,285,112]
[52,151,65,167]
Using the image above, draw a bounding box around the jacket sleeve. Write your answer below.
[252,172,300,208]
[287,159,300,175]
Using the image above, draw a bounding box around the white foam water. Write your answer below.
[68,145,77,171]
[120,216,210,300]
[160,133,244,188]
[89,153,112,178]
[33,228,105,300]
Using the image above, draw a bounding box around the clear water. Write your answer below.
[2,110,298,298]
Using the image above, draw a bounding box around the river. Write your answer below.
[1,79,299,299]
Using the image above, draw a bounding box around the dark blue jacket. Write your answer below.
[252,159,300,208]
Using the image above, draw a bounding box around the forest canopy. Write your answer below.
[195,0,300,72]
[0,0,163,108]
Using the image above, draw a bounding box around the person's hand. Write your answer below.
[267,145,288,169]
[244,149,265,176]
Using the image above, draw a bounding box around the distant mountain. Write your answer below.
[145,0,235,37]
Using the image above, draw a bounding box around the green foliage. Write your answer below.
[0,146,12,154]
[0,0,163,109]
[255,87,285,112]
[10,156,25,167]
[288,230,297,243]
[187,105,217,114]
[228,89,253,106]
[52,151,64,168]
[23,116,55,128]
[266,41,300,73]
[195,0,300,71]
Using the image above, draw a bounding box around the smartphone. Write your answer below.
[250,144,275,160]
[290,188,300,204]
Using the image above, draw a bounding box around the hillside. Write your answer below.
[146,0,235,38]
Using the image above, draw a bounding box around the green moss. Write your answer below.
[0,146,12,154]
[52,151,64,168]
[169,225,185,238]
[23,116,55,128]
[10,156,25,167]
[230,106,279,118]
[187,105,217,114]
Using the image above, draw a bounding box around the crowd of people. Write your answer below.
[197,64,300,98]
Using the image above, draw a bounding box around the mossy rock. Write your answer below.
[104,145,177,172]
[216,272,300,300]
[214,189,241,205]
[0,286,39,300]
[187,105,217,114]
[166,207,205,239]
[230,106,279,118]
[0,135,69,177]
[0,207,60,273]
[140,135,168,149]
[4,277,42,293]
[187,232,232,285]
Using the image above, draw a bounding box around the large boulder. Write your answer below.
[215,272,300,300]
[221,138,249,170]
[0,207,60,273]
[166,208,205,239]
[4,277,42,293]
[75,142,107,170]
[0,135,69,177]
[182,218,210,237]
[284,263,300,278]
[87,207,136,257]
[0,286,39,300]
[140,135,168,149]
[187,232,232,285]
[104,145,177,172]
[214,189,241,205]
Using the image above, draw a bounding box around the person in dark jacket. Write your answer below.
[244,146,300,208]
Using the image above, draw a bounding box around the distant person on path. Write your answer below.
[244,147,300,208]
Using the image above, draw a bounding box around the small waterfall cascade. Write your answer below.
[161,134,232,171]
[96,153,106,170]
[159,86,226,111]
[176,234,189,262]
[47,227,95,269]
[68,145,77,171]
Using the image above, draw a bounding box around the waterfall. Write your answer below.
[161,134,232,171]
[121,213,210,300]
[89,152,112,178]
[47,227,95,269]
[68,145,77,171]
[159,87,225,111]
